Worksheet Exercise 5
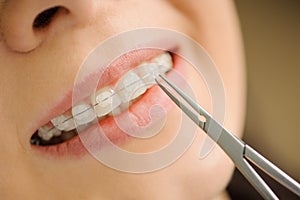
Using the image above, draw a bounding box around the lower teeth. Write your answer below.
[31,129,78,146]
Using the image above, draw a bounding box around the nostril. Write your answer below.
[3,1,95,52]
[33,6,62,29]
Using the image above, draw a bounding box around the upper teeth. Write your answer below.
[37,52,173,141]
[37,123,62,141]
[51,112,75,132]
[115,70,147,103]
[72,103,97,127]
[91,86,122,118]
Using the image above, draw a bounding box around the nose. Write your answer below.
[1,0,96,53]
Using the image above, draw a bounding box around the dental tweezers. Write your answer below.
[155,75,300,200]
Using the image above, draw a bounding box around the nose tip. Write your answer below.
[1,0,96,53]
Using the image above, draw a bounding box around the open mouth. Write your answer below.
[30,52,174,146]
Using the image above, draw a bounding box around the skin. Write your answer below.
[0,0,245,199]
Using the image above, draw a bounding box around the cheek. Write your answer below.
[98,1,194,35]
[178,135,234,199]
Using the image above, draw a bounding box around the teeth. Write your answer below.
[38,124,61,141]
[135,63,161,87]
[91,87,122,118]
[72,102,97,126]
[135,53,172,87]
[153,53,173,73]
[108,106,122,116]
[51,112,76,131]
[37,52,173,142]
[115,71,147,104]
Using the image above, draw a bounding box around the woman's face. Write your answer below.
[0,1,245,199]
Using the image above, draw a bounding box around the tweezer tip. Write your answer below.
[154,74,164,84]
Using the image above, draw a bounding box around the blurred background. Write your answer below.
[227,0,300,199]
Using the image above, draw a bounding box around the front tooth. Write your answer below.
[115,71,147,103]
[135,63,160,87]
[153,53,172,73]
[91,87,121,118]
[72,102,97,126]
[51,113,76,132]
[38,124,61,141]
[108,106,122,116]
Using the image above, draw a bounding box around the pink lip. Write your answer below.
[30,48,185,159]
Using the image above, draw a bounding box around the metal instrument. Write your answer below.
[156,75,300,200]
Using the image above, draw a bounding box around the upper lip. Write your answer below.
[28,47,176,141]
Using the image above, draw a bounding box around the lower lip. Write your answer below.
[31,54,186,159]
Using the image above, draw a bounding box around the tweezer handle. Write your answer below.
[211,120,279,199]
[212,118,300,199]
[244,145,300,197]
